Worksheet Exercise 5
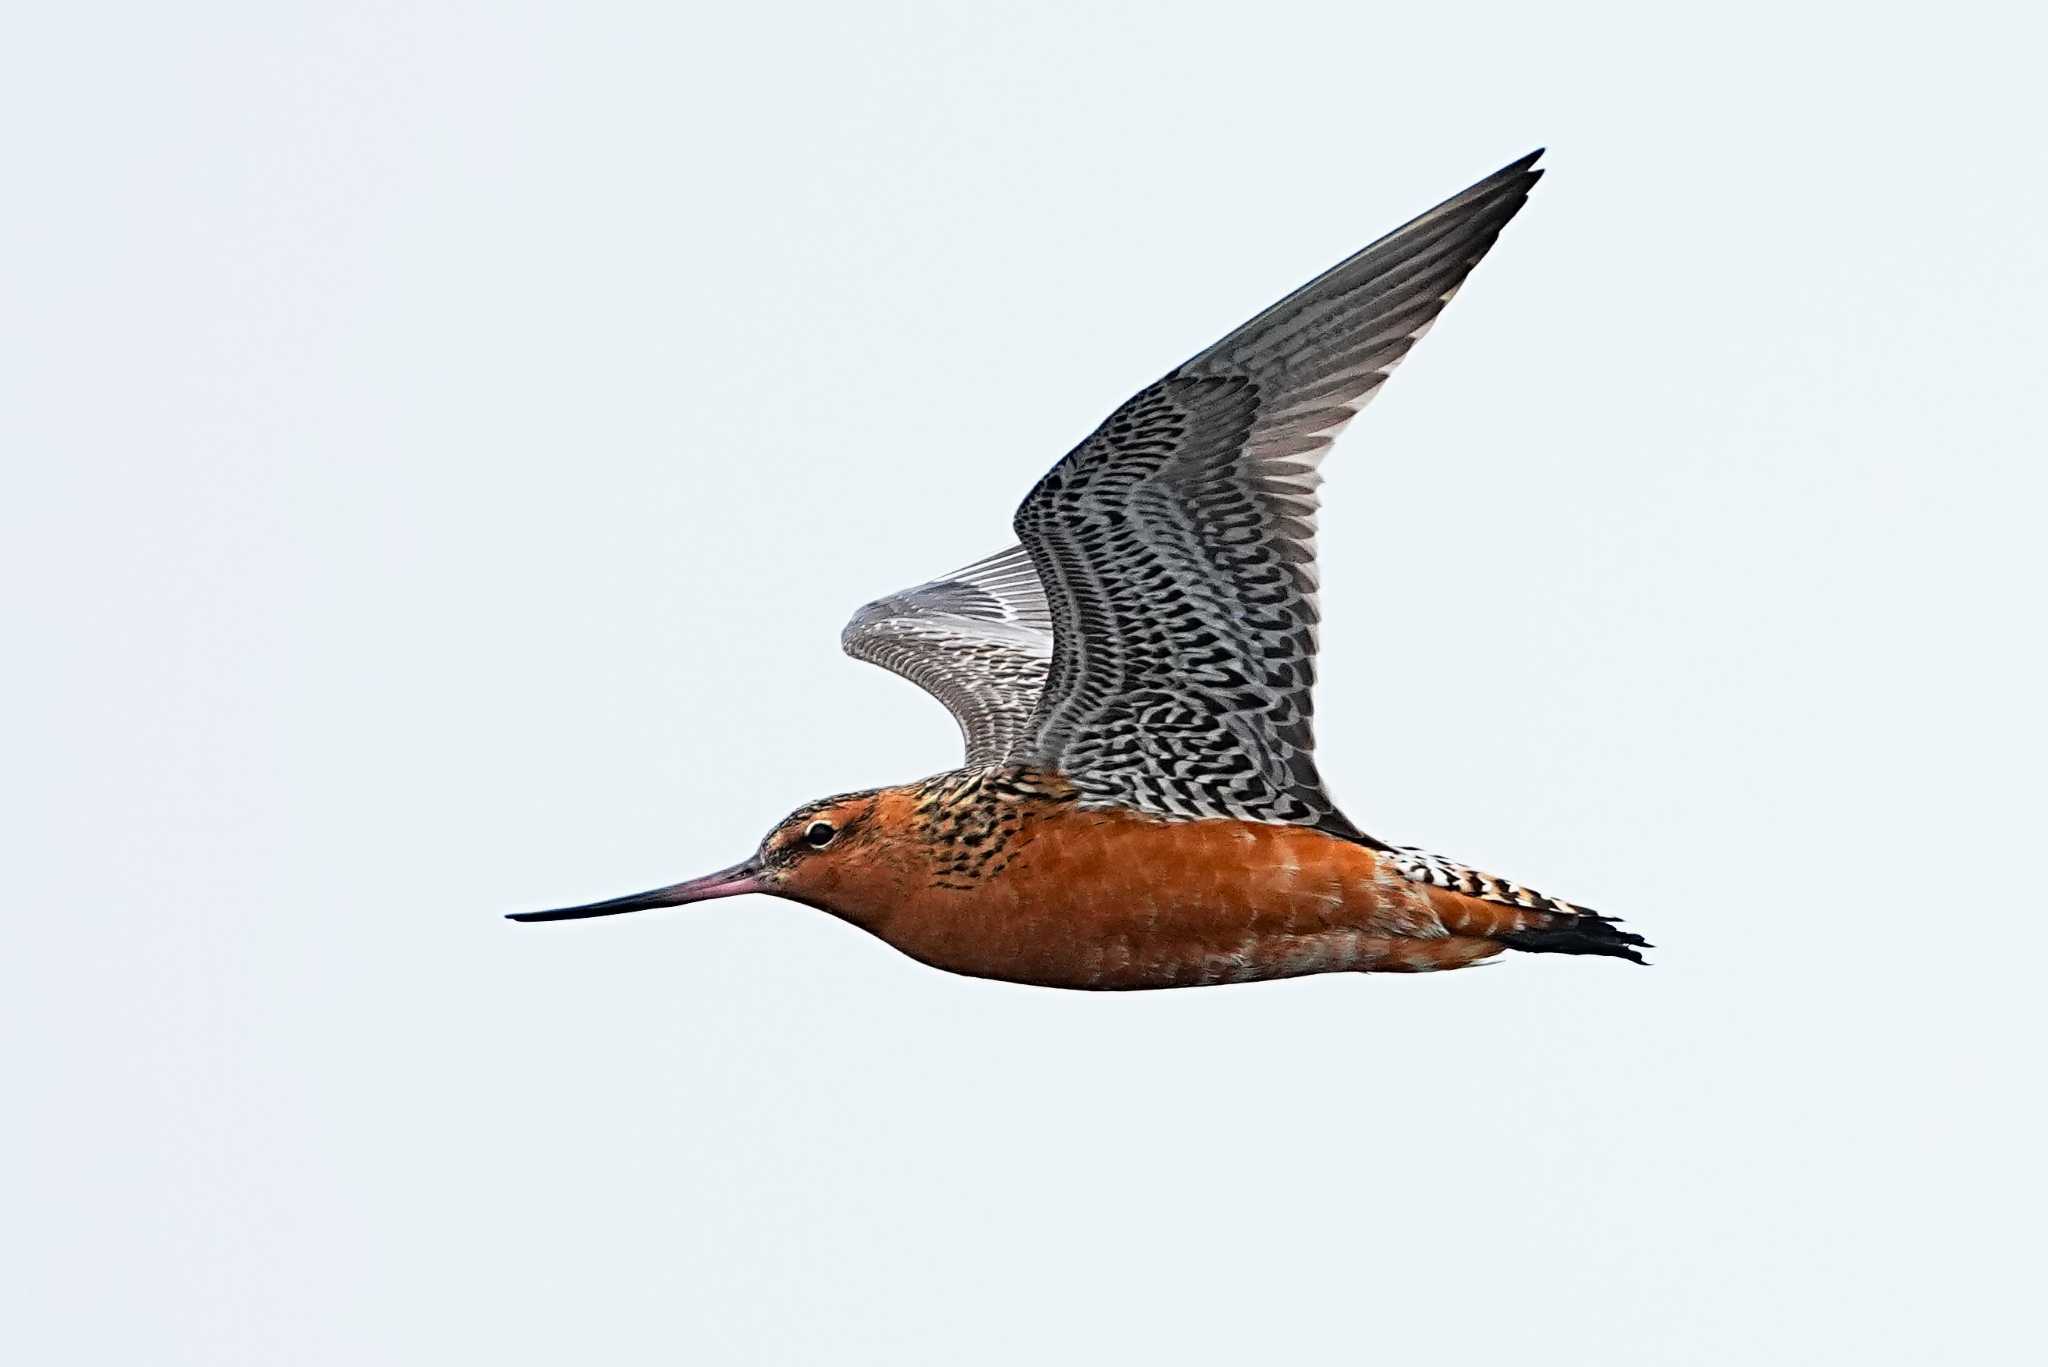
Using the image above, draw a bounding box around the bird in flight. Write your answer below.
[510,150,1648,988]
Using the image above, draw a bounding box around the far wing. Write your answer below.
[842,544,1054,766]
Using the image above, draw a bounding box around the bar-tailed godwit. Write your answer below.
[511,150,1650,988]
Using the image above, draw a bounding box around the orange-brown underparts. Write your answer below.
[760,769,1563,990]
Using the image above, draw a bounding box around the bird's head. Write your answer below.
[506,789,900,924]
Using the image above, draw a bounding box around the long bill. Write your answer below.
[506,858,764,923]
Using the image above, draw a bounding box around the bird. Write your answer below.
[509,150,1649,989]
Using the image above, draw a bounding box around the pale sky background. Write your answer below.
[6,4,2045,1363]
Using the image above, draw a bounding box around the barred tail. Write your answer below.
[1392,847,1651,966]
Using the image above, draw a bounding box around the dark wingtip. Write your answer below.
[1494,148,1544,184]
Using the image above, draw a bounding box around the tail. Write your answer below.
[1494,906,1650,964]
[1390,847,1651,966]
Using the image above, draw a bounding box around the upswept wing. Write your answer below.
[1012,152,1543,834]
[841,544,1053,766]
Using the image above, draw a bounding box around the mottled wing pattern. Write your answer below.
[1013,152,1543,833]
[842,544,1054,766]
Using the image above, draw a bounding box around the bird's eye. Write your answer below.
[803,820,837,848]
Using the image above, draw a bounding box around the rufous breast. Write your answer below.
[779,771,1507,989]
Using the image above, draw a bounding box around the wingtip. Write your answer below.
[1460,149,1544,208]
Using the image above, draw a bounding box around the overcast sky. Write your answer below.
[7,4,2045,1363]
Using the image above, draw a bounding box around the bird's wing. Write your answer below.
[1013,152,1542,835]
[842,544,1054,766]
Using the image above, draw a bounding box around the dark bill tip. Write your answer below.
[506,859,763,923]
